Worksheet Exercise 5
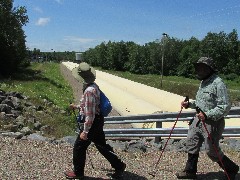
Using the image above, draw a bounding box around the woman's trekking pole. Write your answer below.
[196,107,230,180]
[71,108,95,170]
[72,109,81,131]
[149,96,189,177]
[71,107,119,164]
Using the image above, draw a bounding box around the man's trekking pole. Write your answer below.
[196,107,230,180]
[149,96,189,177]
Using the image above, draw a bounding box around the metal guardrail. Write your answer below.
[103,107,240,142]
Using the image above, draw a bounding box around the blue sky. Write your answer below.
[14,0,240,52]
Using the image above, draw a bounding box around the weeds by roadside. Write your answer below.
[0,62,76,138]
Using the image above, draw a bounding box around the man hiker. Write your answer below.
[64,62,126,179]
[176,57,239,179]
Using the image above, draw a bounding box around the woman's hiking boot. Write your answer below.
[110,162,126,179]
[64,171,84,179]
[176,153,199,179]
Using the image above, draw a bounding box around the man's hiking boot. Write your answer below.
[111,163,126,179]
[217,155,239,180]
[176,153,198,179]
[64,171,84,179]
[175,171,197,179]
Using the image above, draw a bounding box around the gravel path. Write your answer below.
[0,135,239,179]
[0,64,239,179]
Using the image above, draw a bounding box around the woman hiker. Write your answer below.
[64,62,126,179]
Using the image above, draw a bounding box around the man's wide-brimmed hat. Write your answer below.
[194,57,217,72]
[72,62,96,83]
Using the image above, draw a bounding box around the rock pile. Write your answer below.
[0,89,59,139]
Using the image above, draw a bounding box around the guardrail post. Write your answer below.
[154,121,162,143]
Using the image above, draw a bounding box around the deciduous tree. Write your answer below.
[0,0,28,76]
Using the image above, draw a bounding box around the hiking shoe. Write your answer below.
[227,173,237,180]
[175,171,197,179]
[111,163,126,179]
[64,171,84,179]
[226,167,239,180]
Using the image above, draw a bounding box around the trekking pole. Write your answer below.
[149,96,189,177]
[71,108,95,169]
[72,109,81,132]
[196,107,230,180]
[71,107,121,159]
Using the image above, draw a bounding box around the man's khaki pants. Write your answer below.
[186,116,225,162]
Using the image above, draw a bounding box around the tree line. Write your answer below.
[82,29,240,80]
[27,48,76,63]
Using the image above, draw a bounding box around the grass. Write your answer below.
[0,62,76,138]
[1,63,73,108]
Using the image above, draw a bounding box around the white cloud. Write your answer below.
[63,36,96,43]
[60,36,104,52]
[35,18,50,26]
[54,0,64,4]
[26,35,101,52]
[34,7,43,13]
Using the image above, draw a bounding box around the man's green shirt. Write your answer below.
[189,74,231,121]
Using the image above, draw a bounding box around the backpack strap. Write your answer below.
[82,83,101,113]
[82,83,94,93]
